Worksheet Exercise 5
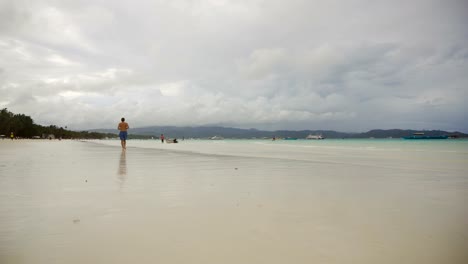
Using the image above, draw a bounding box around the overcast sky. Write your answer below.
[1,0,467,132]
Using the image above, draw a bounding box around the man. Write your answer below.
[118,117,129,150]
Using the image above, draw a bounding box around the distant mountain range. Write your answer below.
[91,126,468,139]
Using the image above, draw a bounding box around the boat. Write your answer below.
[166,138,178,143]
[306,134,325,140]
[403,132,448,140]
[210,135,224,140]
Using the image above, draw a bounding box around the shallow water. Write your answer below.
[0,139,467,263]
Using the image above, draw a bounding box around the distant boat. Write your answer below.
[210,135,224,140]
[306,134,325,140]
[403,132,448,140]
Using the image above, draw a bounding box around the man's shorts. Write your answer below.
[119,131,128,140]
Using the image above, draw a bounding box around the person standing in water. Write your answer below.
[118,117,129,150]
[160,134,165,143]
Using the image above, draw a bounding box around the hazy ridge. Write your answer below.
[91,126,468,139]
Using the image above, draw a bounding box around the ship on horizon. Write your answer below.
[403,132,448,140]
[306,134,325,140]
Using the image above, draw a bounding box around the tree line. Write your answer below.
[0,108,115,139]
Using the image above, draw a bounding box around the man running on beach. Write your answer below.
[118,117,129,150]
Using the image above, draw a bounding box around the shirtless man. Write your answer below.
[118,117,129,150]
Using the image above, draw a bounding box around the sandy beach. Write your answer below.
[0,139,467,264]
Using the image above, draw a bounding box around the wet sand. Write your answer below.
[0,139,467,263]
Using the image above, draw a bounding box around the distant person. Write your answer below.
[160,134,165,143]
[10,132,14,140]
[118,117,129,150]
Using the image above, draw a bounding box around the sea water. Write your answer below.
[97,138,468,172]
[0,139,467,263]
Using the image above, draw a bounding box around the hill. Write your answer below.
[7,108,465,140]
[91,126,468,139]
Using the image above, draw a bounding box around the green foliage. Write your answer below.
[0,108,116,139]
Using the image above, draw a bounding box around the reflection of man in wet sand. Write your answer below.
[118,150,127,176]
[118,117,129,150]
[117,151,127,191]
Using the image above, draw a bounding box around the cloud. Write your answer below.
[0,0,467,132]
[238,48,288,79]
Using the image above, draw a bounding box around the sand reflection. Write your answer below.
[117,150,127,189]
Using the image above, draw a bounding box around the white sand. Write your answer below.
[0,139,467,264]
